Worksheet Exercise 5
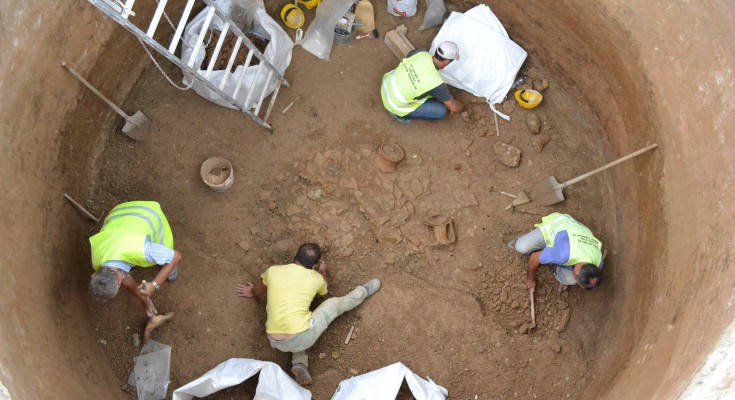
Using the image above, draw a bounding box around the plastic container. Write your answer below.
[200,157,234,192]
[334,27,354,45]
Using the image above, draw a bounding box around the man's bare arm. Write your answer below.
[236,282,267,298]
[526,251,542,289]
[443,98,465,113]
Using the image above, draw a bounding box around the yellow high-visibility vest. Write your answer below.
[535,212,602,267]
[381,52,444,117]
[90,201,174,270]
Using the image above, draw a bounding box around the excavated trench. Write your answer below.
[1,0,734,399]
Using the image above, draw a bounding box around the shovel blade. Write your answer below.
[122,111,153,141]
[530,176,565,206]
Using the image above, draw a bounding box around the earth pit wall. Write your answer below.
[0,0,733,398]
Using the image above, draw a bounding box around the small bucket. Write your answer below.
[200,157,234,192]
[334,28,354,45]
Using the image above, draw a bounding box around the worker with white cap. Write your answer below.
[381,41,467,123]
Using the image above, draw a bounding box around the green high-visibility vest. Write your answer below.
[90,201,174,271]
[381,52,444,117]
[535,212,602,267]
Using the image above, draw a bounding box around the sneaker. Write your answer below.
[292,363,313,385]
[506,240,516,250]
[362,278,382,297]
[389,112,412,124]
[167,266,179,282]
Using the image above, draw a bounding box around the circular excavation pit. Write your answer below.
[2,1,734,400]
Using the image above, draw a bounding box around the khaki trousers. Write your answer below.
[268,286,368,367]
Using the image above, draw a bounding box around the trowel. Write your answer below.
[61,61,152,141]
[504,191,531,210]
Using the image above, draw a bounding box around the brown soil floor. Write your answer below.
[84,3,618,399]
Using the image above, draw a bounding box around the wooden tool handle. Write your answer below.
[61,61,128,118]
[562,144,658,188]
[63,193,100,222]
[344,325,356,344]
[529,287,536,327]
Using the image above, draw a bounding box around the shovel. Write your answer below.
[61,61,152,141]
[530,144,658,206]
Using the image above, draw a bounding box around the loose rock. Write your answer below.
[526,113,541,135]
[494,142,522,167]
[555,308,571,333]
[532,133,551,153]
[532,79,545,92]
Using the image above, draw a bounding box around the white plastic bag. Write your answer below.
[127,340,171,400]
[430,4,527,120]
[299,0,355,60]
[418,0,446,30]
[181,0,293,110]
[331,362,448,400]
[172,358,311,400]
[387,0,418,17]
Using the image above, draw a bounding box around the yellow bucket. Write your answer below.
[280,4,305,29]
[298,0,321,9]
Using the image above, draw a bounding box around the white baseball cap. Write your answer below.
[436,41,460,61]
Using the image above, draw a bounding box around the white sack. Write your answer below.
[331,362,448,400]
[387,0,418,17]
[172,358,311,400]
[430,4,527,119]
[300,0,354,60]
[181,0,293,110]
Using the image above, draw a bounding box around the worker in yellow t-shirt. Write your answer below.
[236,243,381,386]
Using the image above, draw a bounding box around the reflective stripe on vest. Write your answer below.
[90,201,173,270]
[535,213,602,267]
[381,52,444,117]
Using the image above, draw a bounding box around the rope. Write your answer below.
[138,38,193,91]
[137,0,217,91]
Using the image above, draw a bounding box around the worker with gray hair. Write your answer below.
[381,41,467,123]
[236,243,381,385]
[509,212,604,292]
[88,201,181,317]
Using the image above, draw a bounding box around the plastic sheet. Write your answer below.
[126,340,171,400]
[418,0,446,31]
[299,0,354,60]
[172,358,311,400]
[430,4,527,120]
[331,362,448,400]
[181,0,293,110]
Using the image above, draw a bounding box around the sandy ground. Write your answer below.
[82,3,618,399]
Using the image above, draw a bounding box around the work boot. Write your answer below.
[362,278,382,297]
[167,266,179,282]
[292,363,313,385]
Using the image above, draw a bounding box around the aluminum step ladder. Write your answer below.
[87,0,289,131]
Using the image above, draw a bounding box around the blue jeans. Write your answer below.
[510,228,578,285]
[392,99,448,122]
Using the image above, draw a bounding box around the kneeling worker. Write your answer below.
[510,212,603,292]
[381,41,466,123]
[88,201,181,317]
[236,243,381,385]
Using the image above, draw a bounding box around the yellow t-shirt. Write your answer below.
[261,263,328,334]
